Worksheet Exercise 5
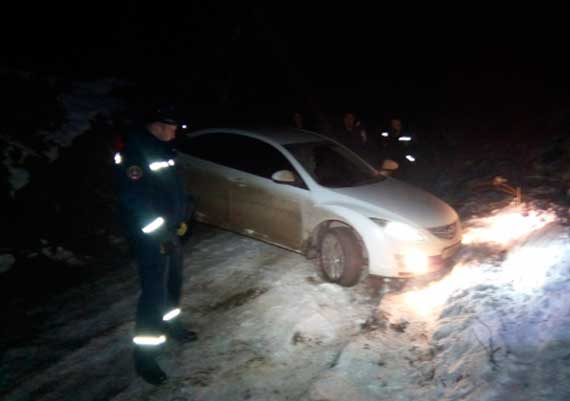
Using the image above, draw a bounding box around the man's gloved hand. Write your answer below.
[177,222,188,237]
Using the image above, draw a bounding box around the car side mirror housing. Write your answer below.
[271,170,296,183]
[379,159,399,176]
[381,159,399,170]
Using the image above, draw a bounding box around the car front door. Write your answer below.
[219,134,310,251]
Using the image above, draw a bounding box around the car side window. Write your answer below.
[231,136,295,179]
[178,133,302,183]
[176,133,229,165]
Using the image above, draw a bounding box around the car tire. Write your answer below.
[319,227,364,287]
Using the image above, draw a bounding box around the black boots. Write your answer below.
[134,347,168,386]
[166,320,198,343]
[133,323,197,385]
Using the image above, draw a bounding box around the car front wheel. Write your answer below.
[319,227,364,287]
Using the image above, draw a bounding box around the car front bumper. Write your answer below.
[393,241,462,278]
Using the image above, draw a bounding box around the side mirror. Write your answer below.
[379,159,399,177]
[381,159,399,170]
[271,170,296,184]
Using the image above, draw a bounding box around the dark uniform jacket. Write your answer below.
[332,125,382,167]
[379,129,419,166]
[114,127,188,240]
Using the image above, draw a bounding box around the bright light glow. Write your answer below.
[404,205,560,318]
[461,206,556,246]
[142,217,165,234]
[114,152,122,165]
[402,249,429,274]
[403,205,567,322]
[133,335,166,346]
[181,124,188,129]
[385,222,424,241]
[399,136,412,141]
[406,155,416,162]
[404,263,482,317]
[405,243,564,317]
[381,132,389,137]
[163,308,181,321]
[502,245,564,292]
[149,160,174,171]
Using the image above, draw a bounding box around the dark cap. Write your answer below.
[146,104,186,127]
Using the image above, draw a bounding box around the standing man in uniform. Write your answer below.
[378,116,419,178]
[114,105,197,385]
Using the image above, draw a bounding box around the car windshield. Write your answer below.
[284,141,385,188]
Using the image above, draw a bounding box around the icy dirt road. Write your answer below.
[3,204,570,401]
[1,225,379,401]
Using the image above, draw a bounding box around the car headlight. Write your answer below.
[371,219,425,241]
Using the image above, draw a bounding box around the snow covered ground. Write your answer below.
[2,195,570,401]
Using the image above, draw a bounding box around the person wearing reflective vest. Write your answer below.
[114,105,196,385]
[378,117,419,178]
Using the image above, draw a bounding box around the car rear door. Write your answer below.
[175,133,232,228]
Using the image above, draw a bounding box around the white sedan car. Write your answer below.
[176,127,462,286]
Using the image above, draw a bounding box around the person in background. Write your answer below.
[292,111,304,129]
[114,104,197,386]
[378,116,419,178]
[333,111,380,167]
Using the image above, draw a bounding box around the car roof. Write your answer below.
[188,127,331,146]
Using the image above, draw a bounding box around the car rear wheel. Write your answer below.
[319,227,364,287]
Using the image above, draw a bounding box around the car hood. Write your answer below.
[328,178,458,228]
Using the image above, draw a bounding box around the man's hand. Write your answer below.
[177,222,188,237]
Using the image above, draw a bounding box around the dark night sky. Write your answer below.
[2,2,570,132]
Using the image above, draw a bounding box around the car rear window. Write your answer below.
[178,132,297,180]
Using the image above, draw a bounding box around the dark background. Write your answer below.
[3,2,569,134]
